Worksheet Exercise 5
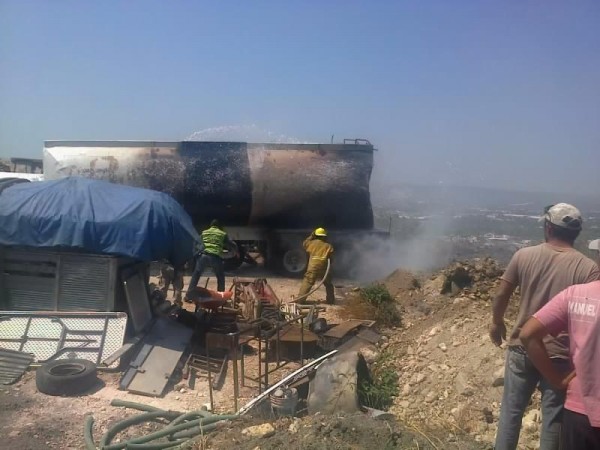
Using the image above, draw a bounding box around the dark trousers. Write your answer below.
[298,265,335,304]
[187,253,225,293]
[562,409,600,450]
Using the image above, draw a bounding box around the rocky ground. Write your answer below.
[0,260,545,449]
[380,259,542,449]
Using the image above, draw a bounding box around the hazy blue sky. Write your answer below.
[1,1,598,194]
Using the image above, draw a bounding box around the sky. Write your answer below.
[1,1,599,194]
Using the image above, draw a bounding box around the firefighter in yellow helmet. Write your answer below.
[298,227,335,304]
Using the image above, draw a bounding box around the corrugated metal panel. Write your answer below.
[0,348,34,385]
[2,251,58,310]
[58,255,112,311]
[1,248,119,312]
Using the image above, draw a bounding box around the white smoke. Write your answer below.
[186,124,312,144]
[339,215,455,282]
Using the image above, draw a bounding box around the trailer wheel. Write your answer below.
[36,359,98,396]
[281,247,308,276]
[224,246,246,271]
[223,241,245,271]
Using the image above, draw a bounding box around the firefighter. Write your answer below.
[185,219,235,298]
[298,227,335,304]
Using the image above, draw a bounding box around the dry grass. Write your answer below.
[339,284,401,326]
[339,292,379,321]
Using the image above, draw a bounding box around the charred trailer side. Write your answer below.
[43,140,378,274]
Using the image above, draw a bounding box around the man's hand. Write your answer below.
[489,321,507,347]
[553,371,576,391]
[490,280,515,347]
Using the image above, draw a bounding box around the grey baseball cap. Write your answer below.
[542,203,583,231]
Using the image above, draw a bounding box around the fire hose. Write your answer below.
[84,399,237,450]
[293,258,331,303]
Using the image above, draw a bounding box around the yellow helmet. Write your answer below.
[314,227,327,237]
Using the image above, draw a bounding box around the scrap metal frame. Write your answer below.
[0,311,127,367]
[238,311,306,394]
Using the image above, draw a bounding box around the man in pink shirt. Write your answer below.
[520,280,600,450]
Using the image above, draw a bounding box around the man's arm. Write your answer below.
[520,317,575,389]
[194,239,204,256]
[223,233,239,257]
[303,232,315,250]
[489,279,516,346]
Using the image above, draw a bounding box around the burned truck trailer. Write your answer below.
[43,140,382,274]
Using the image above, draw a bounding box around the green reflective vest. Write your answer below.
[201,226,227,257]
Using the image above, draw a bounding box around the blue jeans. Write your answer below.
[495,347,569,450]
[187,253,225,293]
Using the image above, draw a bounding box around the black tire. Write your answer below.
[36,359,98,396]
[279,247,307,277]
[223,246,245,271]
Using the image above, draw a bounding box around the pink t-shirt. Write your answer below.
[534,281,600,427]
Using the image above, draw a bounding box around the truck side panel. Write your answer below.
[44,141,374,230]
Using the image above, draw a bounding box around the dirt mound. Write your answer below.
[382,258,536,448]
[382,269,420,298]
[195,414,487,450]
[423,258,503,301]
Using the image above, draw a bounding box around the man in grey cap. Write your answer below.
[490,203,600,450]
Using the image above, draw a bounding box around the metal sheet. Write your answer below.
[0,311,127,367]
[1,248,119,312]
[58,255,114,311]
[0,348,34,385]
[122,271,153,333]
[323,320,366,339]
[120,317,192,397]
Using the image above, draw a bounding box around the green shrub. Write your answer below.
[358,351,399,410]
[359,283,401,327]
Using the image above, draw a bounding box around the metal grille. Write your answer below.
[1,248,118,312]
[58,255,112,311]
[2,251,58,310]
[0,311,127,368]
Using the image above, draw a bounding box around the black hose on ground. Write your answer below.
[125,440,186,449]
[110,399,175,414]
[101,411,181,450]
[84,401,237,450]
[167,409,213,428]
[84,415,96,450]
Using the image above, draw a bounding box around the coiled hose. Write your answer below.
[84,399,237,450]
[293,258,331,303]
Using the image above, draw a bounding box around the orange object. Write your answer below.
[189,286,232,311]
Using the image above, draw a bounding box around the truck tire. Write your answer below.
[222,240,244,271]
[36,359,98,396]
[280,247,308,277]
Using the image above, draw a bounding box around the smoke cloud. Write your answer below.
[338,215,455,283]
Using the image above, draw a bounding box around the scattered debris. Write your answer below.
[0,348,34,385]
[241,423,276,438]
[0,311,127,368]
[36,359,98,396]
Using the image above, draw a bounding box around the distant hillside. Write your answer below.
[371,181,600,215]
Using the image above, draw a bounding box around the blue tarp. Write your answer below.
[0,177,200,267]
